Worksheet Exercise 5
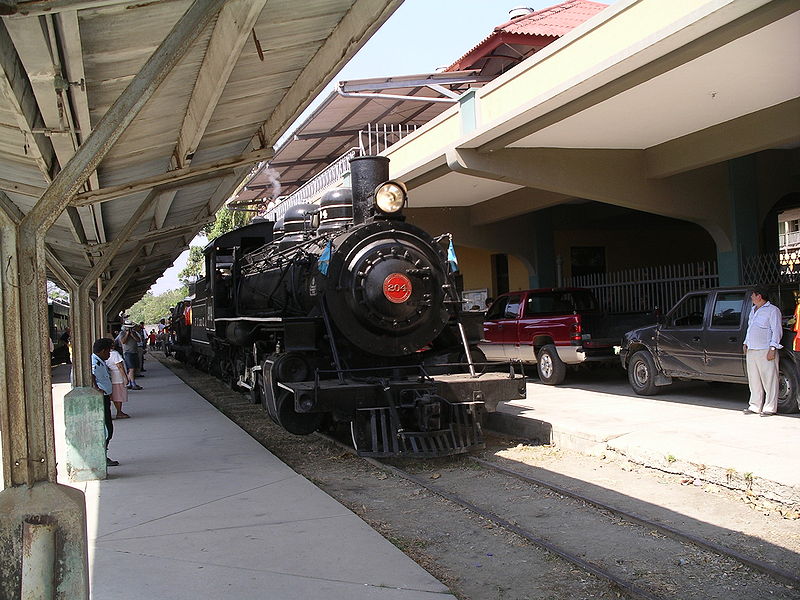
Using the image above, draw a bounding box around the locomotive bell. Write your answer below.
[349,155,390,225]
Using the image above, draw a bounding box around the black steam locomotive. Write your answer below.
[171,156,525,457]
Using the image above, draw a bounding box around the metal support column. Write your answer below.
[95,280,105,337]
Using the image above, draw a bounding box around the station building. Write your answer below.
[243,0,800,313]
[0,1,797,596]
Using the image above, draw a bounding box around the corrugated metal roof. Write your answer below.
[447,0,607,73]
[233,70,490,207]
[0,0,402,317]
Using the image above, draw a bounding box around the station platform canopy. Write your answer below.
[0,0,401,316]
[233,69,494,209]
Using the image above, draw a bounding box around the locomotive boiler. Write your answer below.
[172,156,525,457]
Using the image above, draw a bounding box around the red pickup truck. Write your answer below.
[480,288,648,385]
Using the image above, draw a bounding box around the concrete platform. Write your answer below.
[51,361,454,600]
[487,367,800,505]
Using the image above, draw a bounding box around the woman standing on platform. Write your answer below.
[107,339,131,419]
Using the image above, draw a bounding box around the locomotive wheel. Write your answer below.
[275,388,322,435]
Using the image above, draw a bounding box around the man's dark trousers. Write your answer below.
[103,394,113,448]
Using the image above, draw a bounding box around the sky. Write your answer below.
[148,0,609,296]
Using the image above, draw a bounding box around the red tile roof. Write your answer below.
[497,0,608,37]
[447,0,608,72]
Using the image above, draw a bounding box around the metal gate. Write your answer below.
[741,252,800,286]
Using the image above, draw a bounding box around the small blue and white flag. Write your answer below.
[317,240,332,275]
[447,239,459,273]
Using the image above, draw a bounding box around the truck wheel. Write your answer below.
[777,359,799,414]
[628,350,660,396]
[537,345,566,385]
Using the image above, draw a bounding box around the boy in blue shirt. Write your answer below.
[92,338,119,466]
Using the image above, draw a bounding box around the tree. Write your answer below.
[127,286,188,325]
[47,280,70,304]
[178,246,205,286]
[202,206,252,241]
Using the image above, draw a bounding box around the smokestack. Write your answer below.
[349,156,390,225]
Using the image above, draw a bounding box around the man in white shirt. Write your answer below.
[743,286,783,416]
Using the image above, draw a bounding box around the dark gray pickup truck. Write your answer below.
[620,287,800,413]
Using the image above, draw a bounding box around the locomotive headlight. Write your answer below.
[374,181,407,214]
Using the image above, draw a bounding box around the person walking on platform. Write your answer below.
[60,326,72,364]
[117,321,143,390]
[107,340,131,419]
[91,337,119,466]
[137,321,147,373]
[743,286,783,417]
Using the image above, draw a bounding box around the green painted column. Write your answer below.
[459,89,477,135]
[718,156,760,285]
[529,209,556,288]
[0,482,89,599]
[63,387,107,482]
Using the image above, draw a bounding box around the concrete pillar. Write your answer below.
[718,156,760,285]
[529,208,556,288]
[63,387,107,481]
[0,482,89,599]
[96,280,105,338]
[459,89,477,135]
[71,286,93,389]
[1,3,228,597]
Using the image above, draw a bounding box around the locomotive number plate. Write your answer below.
[383,273,412,303]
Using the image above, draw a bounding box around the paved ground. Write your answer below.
[43,358,800,598]
[489,367,800,505]
[50,361,454,600]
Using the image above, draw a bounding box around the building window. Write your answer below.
[570,246,606,278]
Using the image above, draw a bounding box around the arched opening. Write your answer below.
[746,192,800,287]
[548,201,716,280]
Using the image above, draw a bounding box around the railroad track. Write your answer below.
[159,356,799,600]
[317,431,799,600]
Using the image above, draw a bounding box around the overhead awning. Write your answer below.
[233,70,492,207]
[0,0,402,316]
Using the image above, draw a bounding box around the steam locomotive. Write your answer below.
[171,156,525,457]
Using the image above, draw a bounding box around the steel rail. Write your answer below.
[313,432,661,600]
[470,456,800,588]
[165,358,797,597]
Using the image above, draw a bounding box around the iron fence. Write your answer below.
[565,261,719,313]
[267,123,420,221]
[267,148,360,221]
[741,252,800,286]
[779,231,800,252]
[358,123,418,155]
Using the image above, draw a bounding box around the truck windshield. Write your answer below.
[524,290,598,316]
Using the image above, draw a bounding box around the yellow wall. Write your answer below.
[456,245,531,296]
[456,246,492,292]
[508,255,529,291]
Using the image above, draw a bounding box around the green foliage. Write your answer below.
[47,280,69,304]
[127,286,188,325]
[179,246,205,286]
[202,206,252,241]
